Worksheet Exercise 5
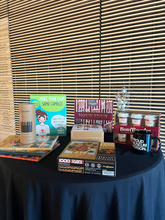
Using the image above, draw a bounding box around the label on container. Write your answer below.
[119,118,128,125]
[132,119,141,126]
[145,120,155,127]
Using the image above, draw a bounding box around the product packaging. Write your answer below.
[74,99,113,132]
[58,141,116,177]
[30,94,66,136]
[113,110,161,150]
[19,103,36,144]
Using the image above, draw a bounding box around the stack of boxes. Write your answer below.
[58,99,116,177]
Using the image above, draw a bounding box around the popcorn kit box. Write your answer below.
[30,94,67,136]
[58,141,116,177]
[74,99,113,132]
[113,110,161,150]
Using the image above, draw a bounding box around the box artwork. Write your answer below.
[58,141,116,177]
[0,135,59,162]
[74,99,113,132]
[113,110,161,150]
[30,94,66,136]
[0,135,59,153]
[71,124,104,142]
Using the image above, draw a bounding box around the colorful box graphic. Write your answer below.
[30,94,66,136]
[74,99,113,132]
[113,110,161,150]
[58,141,116,177]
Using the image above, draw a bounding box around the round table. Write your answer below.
[0,133,165,220]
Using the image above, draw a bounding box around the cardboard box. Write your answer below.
[71,124,104,142]
[113,110,161,150]
[74,99,113,132]
[30,94,67,136]
[58,141,116,177]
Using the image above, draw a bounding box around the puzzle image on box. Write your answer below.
[60,141,99,160]
[58,141,116,177]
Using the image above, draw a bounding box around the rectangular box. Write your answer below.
[58,141,116,177]
[113,110,161,150]
[0,135,59,153]
[74,99,113,132]
[30,94,67,136]
[71,124,104,142]
[0,135,59,162]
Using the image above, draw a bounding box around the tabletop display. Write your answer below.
[0,89,164,219]
[0,91,164,219]
[0,96,162,166]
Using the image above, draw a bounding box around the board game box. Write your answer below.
[74,99,113,132]
[58,141,116,177]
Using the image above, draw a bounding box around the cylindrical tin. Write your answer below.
[19,103,36,144]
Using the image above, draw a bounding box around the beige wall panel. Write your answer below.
[0,17,15,141]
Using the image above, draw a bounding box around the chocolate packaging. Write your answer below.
[113,110,161,150]
[58,141,116,177]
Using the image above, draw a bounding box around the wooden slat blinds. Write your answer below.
[101,0,165,153]
[4,0,165,153]
[0,0,8,19]
[0,0,15,141]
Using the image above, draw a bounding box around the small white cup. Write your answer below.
[144,115,157,127]
[118,112,129,126]
[130,113,143,126]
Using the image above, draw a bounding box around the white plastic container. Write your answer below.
[118,112,129,126]
[130,113,143,126]
[144,115,157,127]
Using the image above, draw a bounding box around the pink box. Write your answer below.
[74,99,113,132]
[113,110,161,150]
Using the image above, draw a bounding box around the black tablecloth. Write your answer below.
[0,129,165,220]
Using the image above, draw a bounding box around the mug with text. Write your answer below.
[133,130,161,154]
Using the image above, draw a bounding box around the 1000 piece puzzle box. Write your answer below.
[58,141,116,177]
